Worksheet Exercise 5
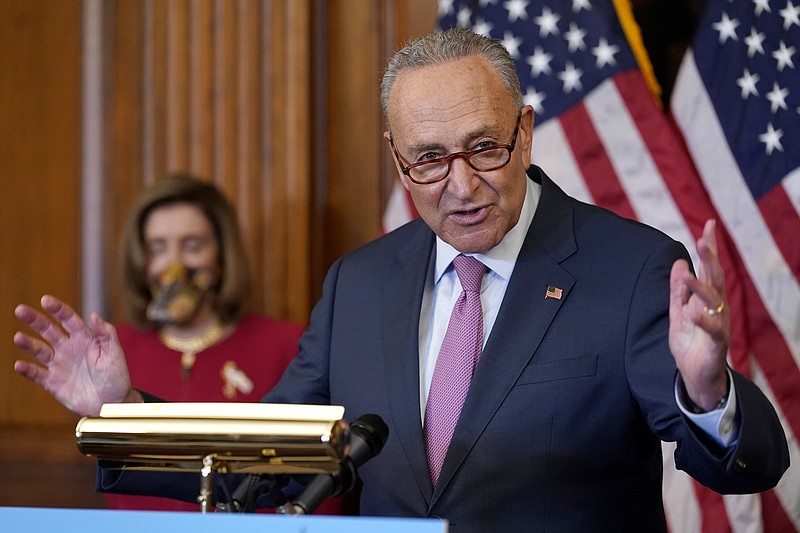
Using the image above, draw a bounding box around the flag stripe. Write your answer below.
[757,186,800,282]
[382,180,415,234]
[762,489,797,533]
[611,71,706,245]
[662,441,703,533]
[722,493,761,533]
[744,276,800,440]
[693,484,731,533]
[785,169,800,219]
[558,99,637,219]
[589,72,696,252]
[531,118,593,204]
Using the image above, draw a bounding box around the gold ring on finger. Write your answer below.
[704,301,725,316]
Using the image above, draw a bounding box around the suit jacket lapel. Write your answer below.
[430,167,579,504]
[382,220,437,502]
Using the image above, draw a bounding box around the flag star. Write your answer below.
[504,0,530,22]
[502,31,523,58]
[752,0,772,16]
[745,27,766,57]
[565,22,587,52]
[524,87,546,113]
[438,0,455,17]
[772,40,796,71]
[736,68,760,98]
[779,1,800,30]
[535,6,560,37]
[758,122,784,154]
[526,46,553,76]
[457,6,472,27]
[557,61,583,93]
[472,18,494,37]
[712,12,740,43]
[592,37,620,68]
[766,81,789,112]
[572,0,592,12]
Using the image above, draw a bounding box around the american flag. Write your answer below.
[672,0,800,531]
[382,0,800,530]
[545,285,563,300]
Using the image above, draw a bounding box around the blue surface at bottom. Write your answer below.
[0,506,448,532]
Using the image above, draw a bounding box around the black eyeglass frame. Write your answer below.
[388,111,523,185]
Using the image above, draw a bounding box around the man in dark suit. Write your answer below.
[14,29,788,532]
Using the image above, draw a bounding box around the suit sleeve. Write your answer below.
[263,257,343,405]
[676,370,790,493]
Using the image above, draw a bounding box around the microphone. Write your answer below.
[280,413,389,515]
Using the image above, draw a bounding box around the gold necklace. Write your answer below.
[159,322,225,378]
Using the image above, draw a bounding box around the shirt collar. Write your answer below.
[434,175,541,283]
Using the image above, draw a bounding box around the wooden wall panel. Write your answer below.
[167,0,191,170]
[322,1,385,267]
[0,0,82,426]
[0,0,101,511]
[189,0,215,177]
[104,0,313,326]
[314,0,437,298]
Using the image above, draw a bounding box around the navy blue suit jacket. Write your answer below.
[102,166,788,532]
[264,166,788,531]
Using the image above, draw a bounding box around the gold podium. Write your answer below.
[75,402,349,512]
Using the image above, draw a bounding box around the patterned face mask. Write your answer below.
[146,262,217,325]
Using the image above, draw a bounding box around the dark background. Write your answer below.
[633,0,705,104]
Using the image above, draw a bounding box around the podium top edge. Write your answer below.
[95,403,346,421]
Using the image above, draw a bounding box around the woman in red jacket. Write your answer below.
[106,174,354,515]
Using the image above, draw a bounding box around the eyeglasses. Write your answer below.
[389,112,522,185]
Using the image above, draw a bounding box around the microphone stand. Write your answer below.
[222,473,292,513]
[198,454,220,514]
[276,461,357,515]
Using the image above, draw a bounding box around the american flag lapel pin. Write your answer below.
[545,285,563,301]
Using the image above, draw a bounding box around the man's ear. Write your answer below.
[519,105,535,169]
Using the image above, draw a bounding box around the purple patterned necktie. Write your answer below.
[424,254,487,486]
